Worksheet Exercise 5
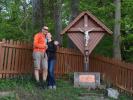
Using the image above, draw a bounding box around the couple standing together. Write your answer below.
[33,26,59,89]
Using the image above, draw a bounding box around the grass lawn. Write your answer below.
[0,76,132,100]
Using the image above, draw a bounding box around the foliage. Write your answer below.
[121,0,133,62]
[121,34,133,62]
[0,0,33,41]
[80,0,114,30]
[0,0,133,61]
[93,35,113,57]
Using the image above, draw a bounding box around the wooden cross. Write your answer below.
[67,15,97,72]
[61,12,112,72]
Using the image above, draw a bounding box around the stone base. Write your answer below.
[74,72,100,88]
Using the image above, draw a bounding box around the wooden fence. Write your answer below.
[90,55,133,94]
[0,39,133,94]
[0,39,84,78]
[0,39,33,78]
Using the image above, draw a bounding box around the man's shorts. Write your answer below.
[33,51,48,70]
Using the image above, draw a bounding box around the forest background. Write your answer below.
[0,0,133,62]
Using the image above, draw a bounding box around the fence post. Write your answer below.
[0,40,5,78]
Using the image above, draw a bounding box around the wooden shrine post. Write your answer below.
[60,11,112,88]
[61,11,112,72]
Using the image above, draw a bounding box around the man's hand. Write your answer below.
[46,45,48,49]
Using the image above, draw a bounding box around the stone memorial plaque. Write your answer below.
[79,75,95,83]
[74,72,100,88]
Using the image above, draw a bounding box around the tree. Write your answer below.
[68,0,79,48]
[32,0,44,31]
[69,0,79,22]
[113,0,122,60]
[53,0,62,43]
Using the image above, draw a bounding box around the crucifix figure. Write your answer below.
[79,28,94,72]
[84,30,90,47]
[79,28,94,47]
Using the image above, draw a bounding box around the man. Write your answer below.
[33,26,48,88]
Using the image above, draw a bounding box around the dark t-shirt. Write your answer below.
[46,40,57,59]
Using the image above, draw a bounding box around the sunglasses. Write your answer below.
[42,28,48,31]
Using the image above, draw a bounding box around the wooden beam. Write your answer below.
[67,27,106,33]
[84,14,89,31]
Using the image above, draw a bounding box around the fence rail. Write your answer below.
[0,39,133,94]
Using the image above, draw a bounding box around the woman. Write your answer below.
[46,32,59,89]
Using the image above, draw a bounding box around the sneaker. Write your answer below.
[48,86,52,89]
[41,81,47,89]
[35,81,42,89]
[53,85,56,89]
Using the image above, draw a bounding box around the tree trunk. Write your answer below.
[69,0,79,22]
[68,0,79,48]
[113,0,122,60]
[32,0,44,31]
[53,0,62,44]
[22,1,28,33]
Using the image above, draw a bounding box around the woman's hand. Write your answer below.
[54,41,59,46]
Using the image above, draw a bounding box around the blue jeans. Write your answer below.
[47,59,56,86]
